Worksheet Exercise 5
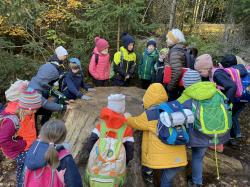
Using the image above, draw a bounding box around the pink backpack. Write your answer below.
[211,67,243,98]
[24,149,70,187]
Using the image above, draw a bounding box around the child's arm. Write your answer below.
[85,132,99,155]
[122,126,134,164]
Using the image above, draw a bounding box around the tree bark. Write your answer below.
[168,0,177,30]
[117,0,122,51]
[200,0,206,22]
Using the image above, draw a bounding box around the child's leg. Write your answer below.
[160,167,184,187]
[231,102,246,138]
[15,151,27,187]
[191,147,207,185]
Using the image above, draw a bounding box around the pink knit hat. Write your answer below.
[194,54,213,70]
[19,89,42,110]
[95,37,109,52]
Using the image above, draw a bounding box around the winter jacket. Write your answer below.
[138,49,159,80]
[62,71,87,100]
[29,63,65,111]
[167,44,186,91]
[177,82,231,147]
[212,64,247,102]
[154,59,165,83]
[113,46,136,80]
[0,112,26,159]
[127,83,187,169]
[4,102,36,151]
[89,47,110,80]
[86,107,134,164]
[25,140,83,187]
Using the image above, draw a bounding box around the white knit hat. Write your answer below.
[107,94,126,114]
[55,46,68,58]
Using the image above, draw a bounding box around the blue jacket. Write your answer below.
[29,62,65,111]
[25,140,83,187]
[62,71,87,100]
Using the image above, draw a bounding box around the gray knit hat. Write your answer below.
[182,69,201,88]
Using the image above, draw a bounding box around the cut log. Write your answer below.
[64,87,186,187]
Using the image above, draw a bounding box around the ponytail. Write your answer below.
[45,143,59,169]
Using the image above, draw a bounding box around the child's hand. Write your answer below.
[124,112,132,118]
[58,169,66,184]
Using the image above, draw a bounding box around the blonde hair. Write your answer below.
[40,119,67,168]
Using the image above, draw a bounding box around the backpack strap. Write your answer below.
[95,54,99,65]
[58,149,71,160]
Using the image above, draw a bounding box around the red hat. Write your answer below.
[95,37,109,52]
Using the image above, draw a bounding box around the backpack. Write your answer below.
[156,101,193,145]
[85,121,127,187]
[192,91,232,144]
[0,114,20,131]
[163,66,188,86]
[24,149,70,187]
[237,65,250,102]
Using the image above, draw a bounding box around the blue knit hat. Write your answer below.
[121,33,135,49]
[147,38,156,47]
[69,58,81,67]
[182,69,201,88]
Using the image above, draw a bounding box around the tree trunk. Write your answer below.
[193,0,201,24]
[117,0,122,51]
[168,0,177,30]
[200,0,206,22]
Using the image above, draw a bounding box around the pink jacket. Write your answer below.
[89,47,110,80]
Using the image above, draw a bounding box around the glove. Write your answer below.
[88,88,96,92]
[81,95,92,100]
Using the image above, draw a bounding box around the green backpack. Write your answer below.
[192,91,232,144]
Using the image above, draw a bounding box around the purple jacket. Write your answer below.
[0,116,26,159]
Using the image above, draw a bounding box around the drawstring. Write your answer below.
[214,134,220,180]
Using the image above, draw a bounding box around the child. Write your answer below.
[0,89,42,187]
[85,94,134,186]
[154,48,169,83]
[89,37,110,86]
[127,83,187,186]
[24,119,83,187]
[29,46,69,125]
[4,81,38,151]
[138,38,159,89]
[178,69,231,186]
[112,33,136,86]
[194,54,247,145]
[62,57,92,100]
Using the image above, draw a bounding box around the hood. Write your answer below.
[100,107,127,129]
[143,83,168,109]
[48,54,63,64]
[4,102,18,114]
[178,81,217,102]
[120,46,133,54]
[170,43,185,50]
[93,47,109,57]
[144,48,158,57]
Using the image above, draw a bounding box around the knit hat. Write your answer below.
[107,94,126,114]
[194,54,213,71]
[19,89,42,110]
[182,69,201,88]
[69,57,81,66]
[167,29,186,44]
[220,54,237,68]
[55,46,68,58]
[95,37,109,52]
[147,38,156,47]
[121,33,135,49]
[160,48,169,55]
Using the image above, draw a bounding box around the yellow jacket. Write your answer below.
[127,83,187,169]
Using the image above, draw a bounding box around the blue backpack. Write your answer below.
[156,101,190,145]
[238,67,250,102]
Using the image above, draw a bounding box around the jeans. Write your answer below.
[161,167,184,187]
[191,147,207,185]
[231,102,246,138]
[15,151,27,187]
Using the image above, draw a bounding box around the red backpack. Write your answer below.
[24,149,70,187]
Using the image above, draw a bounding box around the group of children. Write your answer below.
[0,27,249,187]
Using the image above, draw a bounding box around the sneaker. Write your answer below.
[187,179,202,187]
[142,169,154,184]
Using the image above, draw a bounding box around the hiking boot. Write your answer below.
[228,138,241,147]
[187,179,202,187]
[142,169,154,184]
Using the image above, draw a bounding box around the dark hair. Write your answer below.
[40,119,67,168]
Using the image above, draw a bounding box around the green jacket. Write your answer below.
[138,49,159,80]
[177,81,217,104]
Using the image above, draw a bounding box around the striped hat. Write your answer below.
[19,89,42,110]
[182,69,201,88]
